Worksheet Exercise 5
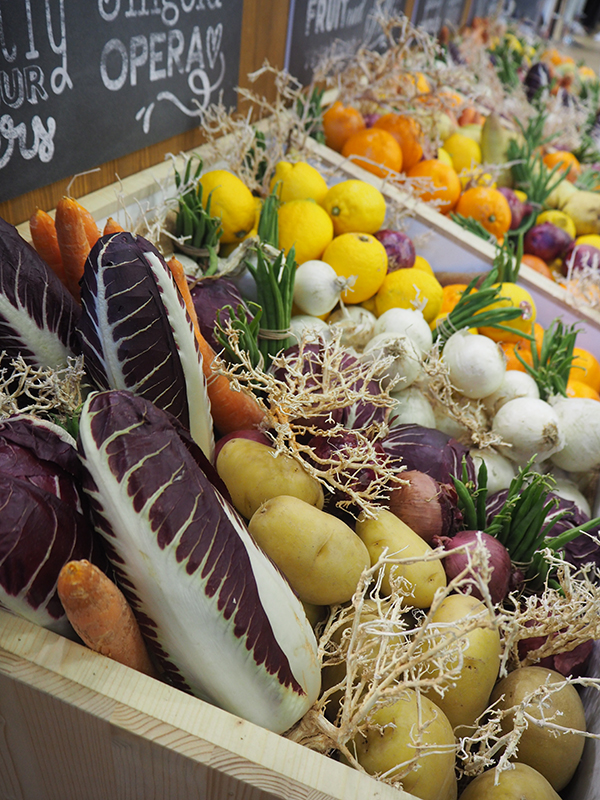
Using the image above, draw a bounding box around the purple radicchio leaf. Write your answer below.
[0,217,80,370]
[77,232,214,459]
[0,475,102,636]
[77,389,320,734]
[0,414,85,511]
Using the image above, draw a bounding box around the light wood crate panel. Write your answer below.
[0,611,414,800]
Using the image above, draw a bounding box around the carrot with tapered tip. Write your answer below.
[29,208,67,286]
[57,559,157,677]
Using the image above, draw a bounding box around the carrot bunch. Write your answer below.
[29,201,124,303]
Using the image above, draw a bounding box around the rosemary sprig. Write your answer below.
[514,318,580,401]
[449,213,497,244]
[576,167,600,192]
[433,268,526,348]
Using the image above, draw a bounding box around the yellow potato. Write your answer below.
[425,594,501,730]
[489,666,586,791]
[459,763,561,799]
[248,496,370,605]
[216,438,324,519]
[355,510,446,606]
[355,690,457,800]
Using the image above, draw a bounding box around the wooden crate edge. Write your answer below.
[0,611,412,800]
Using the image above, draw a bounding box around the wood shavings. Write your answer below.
[0,354,85,423]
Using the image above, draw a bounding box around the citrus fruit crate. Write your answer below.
[300,135,600,363]
[4,127,600,800]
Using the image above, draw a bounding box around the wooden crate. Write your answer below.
[5,126,600,800]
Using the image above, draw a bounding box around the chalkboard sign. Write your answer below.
[0,0,243,204]
[285,0,407,88]
[414,0,445,35]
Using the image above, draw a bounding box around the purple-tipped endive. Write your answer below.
[77,390,320,733]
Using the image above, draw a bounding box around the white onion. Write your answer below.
[363,332,423,389]
[290,315,330,344]
[552,478,592,517]
[328,305,376,349]
[469,448,516,493]
[433,404,469,439]
[442,331,506,399]
[389,386,436,428]
[482,370,540,416]
[293,260,348,316]
[372,307,433,354]
[549,397,600,473]
[492,397,564,465]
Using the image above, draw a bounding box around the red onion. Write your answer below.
[381,424,476,486]
[374,229,416,272]
[524,222,573,263]
[435,530,512,604]
[563,243,600,274]
[496,187,533,230]
[388,470,460,543]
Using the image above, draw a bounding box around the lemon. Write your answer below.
[321,180,386,236]
[278,200,334,265]
[270,161,328,204]
[322,233,388,304]
[437,148,453,167]
[514,189,528,203]
[443,133,482,174]
[536,209,576,240]
[576,234,600,249]
[477,283,537,343]
[198,170,256,244]
[414,254,434,275]
[375,268,443,322]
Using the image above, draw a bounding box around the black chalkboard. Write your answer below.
[414,0,445,34]
[285,0,408,88]
[0,0,243,204]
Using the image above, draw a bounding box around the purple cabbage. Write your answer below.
[0,415,102,635]
[189,274,249,352]
[0,217,80,371]
[381,424,476,485]
[77,232,214,458]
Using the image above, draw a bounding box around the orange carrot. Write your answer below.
[29,208,67,286]
[57,559,157,677]
[55,196,97,302]
[103,217,125,235]
[167,256,266,435]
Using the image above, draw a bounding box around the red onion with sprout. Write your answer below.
[497,187,533,230]
[381,424,476,486]
[563,243,600,274]
[434,530,513,604]
[524,223,573,263]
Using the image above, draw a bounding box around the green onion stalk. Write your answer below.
[173,154,222,273]
[514,318,580,401]
[453,459,600,592]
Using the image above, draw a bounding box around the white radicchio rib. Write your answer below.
[78,390,320,734]
[78,232,214,460]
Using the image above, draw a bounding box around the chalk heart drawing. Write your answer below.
[206,24,222,70]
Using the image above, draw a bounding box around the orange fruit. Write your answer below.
[521,253,555,281]
[455,187,511,240]
[440,283,470,314]
[566,378,600,400]
[407,159,462,214]
[373,114,424,172]
[502,340,533,372]
[570,347,600,393]
[543,151,581,184]
[341,128,403,179]
[322,101,366,152]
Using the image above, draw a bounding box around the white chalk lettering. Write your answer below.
[24,0,40,59]
[0,113,55,169]
[186,26,204,71]
[0,3,16,62]
[129,34,148,86]
[24,65,47,103]
[100,38,128,90]
[45,0,73,94]
[98,0,121,21]
[149,31,166,81]
[167,29,185,76]
[1,70,24,109]
[305,0,365,35]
